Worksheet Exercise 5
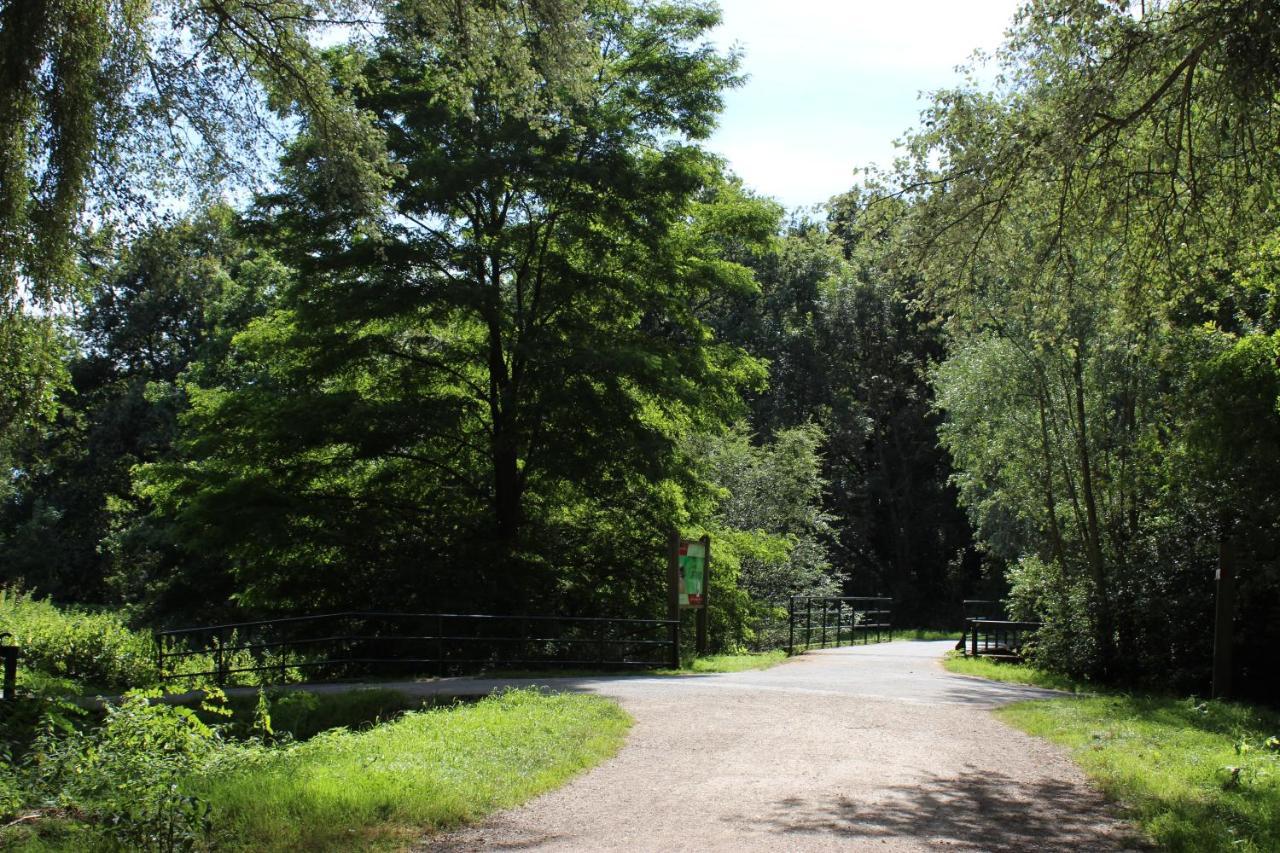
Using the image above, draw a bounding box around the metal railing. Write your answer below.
[787,597,893,654]
[963,619,1042,660]
[156,611,680,684]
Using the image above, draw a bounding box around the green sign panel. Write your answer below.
[678,539,706,607]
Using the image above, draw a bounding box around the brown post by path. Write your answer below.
[667,529,681,667]
[1212,537,1236,699]
[695,534,710,656]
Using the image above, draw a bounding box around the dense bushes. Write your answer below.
[0,588,159,692]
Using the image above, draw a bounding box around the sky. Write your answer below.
[707,0,1024,210]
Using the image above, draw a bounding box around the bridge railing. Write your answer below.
[786,597,893,655]
[156,611,680,685]
[963,619,1042,661]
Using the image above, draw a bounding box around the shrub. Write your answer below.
[4,691,226,851]
[0,588,160,692]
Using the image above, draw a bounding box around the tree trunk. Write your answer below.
[1071,343,1114,676]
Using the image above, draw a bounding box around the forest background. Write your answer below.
[1,0,1277,703]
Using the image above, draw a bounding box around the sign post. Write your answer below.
[670,533,711,657]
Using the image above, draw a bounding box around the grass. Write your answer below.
[191,688,631,851]
[218,687,449,741]
[1000,696,1280,852]
[486,649,790,679]
[679,649,787,673]
[894,628,963,642]
[941,651,1096,693]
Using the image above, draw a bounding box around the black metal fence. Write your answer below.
[156,611,680,684]
[963,619,1042,660]
[787,597,893,654]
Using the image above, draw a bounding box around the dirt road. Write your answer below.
[413,640,1138,852]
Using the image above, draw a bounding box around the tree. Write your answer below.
[0,207,276,605]
[707,201,975,626]
[892,0,1280,692]
[0,0,390,449]
[141,0,775,614]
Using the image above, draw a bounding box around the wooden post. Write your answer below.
[1,645,15,701]
[695,535,709,656]
[667,530,681,668]
[1212,538,1236,699]
[970,621,978,657]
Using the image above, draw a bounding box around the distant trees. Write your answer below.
[708,200,975,627]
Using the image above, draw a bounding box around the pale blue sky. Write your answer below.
[707,0,1023,209]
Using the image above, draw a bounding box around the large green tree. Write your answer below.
[142,0,775,614]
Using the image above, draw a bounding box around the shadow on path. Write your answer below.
[725,768,1144,851]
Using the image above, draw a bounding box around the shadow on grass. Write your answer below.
[721,768,1144,852]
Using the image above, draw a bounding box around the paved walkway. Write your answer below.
[404,641,1139,852]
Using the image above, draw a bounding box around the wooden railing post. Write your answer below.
[0,638,16,701]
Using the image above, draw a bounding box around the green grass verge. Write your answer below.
[1000,696,1280,853]
[894,628,963,642]
[941,651,1095,693]
[219,687,446,741]
[487,649,790,679]
[191,688,630,851]
[679,649,788,673]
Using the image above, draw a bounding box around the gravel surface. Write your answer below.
[408,641,1142,852]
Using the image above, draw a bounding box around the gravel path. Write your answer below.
[407,641,1140,852]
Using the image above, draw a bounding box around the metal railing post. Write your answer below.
[215,631,227,686]
[788,597,795,655]
[0,637,16,701]
[670,619,681,669]
[805,598,812,650]
[436,614,444,677]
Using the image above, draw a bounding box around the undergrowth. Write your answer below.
[1001,696,1280,853]
[0,687,629,851]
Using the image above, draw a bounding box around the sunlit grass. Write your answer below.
[191,688,630,851]
[941,650,1094,693]
[893,628,963,642]
[1001,696,1280,853]
[680,649,788,673]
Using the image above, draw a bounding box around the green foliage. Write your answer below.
[688,421,845,651]
[0,0,388,453]
[220,688,436,743]
[0,206,275,608]
[4,691,221,851]
[941,650,1095,694]
[1002,695,1280,852]
[139,0,772,618]
[0,587,159,692]
[898,0,1280,696]
[682,649,786,673]
[2,686,630,851]
[710,211,975,627]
